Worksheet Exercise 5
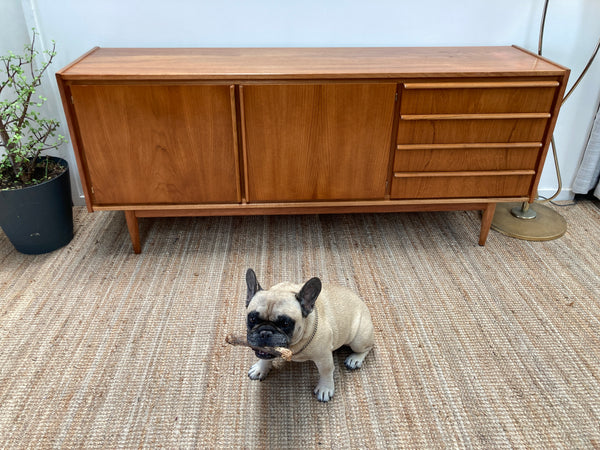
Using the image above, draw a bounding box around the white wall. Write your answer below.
[5,0,600,203]
[0,1,76,194]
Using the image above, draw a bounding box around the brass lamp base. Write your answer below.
[491,202,567,241]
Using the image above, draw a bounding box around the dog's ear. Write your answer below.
[296,277,322,317]
[246,268,262,307]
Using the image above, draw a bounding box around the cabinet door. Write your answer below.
[241,83,396,202]
[71,84,239,206]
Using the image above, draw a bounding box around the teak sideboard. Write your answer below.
[56,47,569,253]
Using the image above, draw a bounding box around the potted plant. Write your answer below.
[0,30,72,254]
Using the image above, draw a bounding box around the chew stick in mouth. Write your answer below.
[225,334,293,361]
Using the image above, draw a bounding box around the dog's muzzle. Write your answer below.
[247,324,290,359]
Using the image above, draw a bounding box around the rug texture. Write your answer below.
[1,201,599,448]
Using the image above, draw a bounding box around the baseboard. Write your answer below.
[73,195,87,207]
[536,188,575,202]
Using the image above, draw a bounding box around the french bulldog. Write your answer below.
[245,268,374,402]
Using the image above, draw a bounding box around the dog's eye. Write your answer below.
[276,315,294,332]
[247,313,259,327]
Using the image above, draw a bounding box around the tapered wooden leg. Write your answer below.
[124,210,141,254]
[478,203,497,246]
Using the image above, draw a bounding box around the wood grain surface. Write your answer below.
[57,46,566,80]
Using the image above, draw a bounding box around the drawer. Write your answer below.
[391,172,534,199]
[400,81,558,115]
[396,118,549,144]
[393,143,541,172]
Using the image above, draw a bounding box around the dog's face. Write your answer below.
[245,269,321,360]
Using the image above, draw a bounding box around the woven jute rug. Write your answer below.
[1,200,599,448]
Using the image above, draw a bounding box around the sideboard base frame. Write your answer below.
[117,200,507,253]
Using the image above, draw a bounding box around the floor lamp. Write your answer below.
[492,0,600,241]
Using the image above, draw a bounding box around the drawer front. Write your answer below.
[393,144,541,172]
[396,118,549,144]
[391,173,534,199]
[392,79,558,201]
[400,81,558,115]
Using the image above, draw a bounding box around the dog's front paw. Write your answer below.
[314,381,335,402]
[248,360,272,380]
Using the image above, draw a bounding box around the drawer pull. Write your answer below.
[401,113,551,121]
[394,170,536,178]
[396,142,542,150]
[403,81,560,89]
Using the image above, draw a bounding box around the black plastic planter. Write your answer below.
[0,157,73,254]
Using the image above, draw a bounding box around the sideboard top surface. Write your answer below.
[57,46,567,81]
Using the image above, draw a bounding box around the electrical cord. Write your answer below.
[535,0,600,204]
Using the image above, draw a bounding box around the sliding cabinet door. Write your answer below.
[241,83,396,202]
[71,84,239,206]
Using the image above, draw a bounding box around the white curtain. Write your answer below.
[573,103,600,199]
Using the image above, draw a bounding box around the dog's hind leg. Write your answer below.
[345,348,372,370]
[345,319,374,370]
